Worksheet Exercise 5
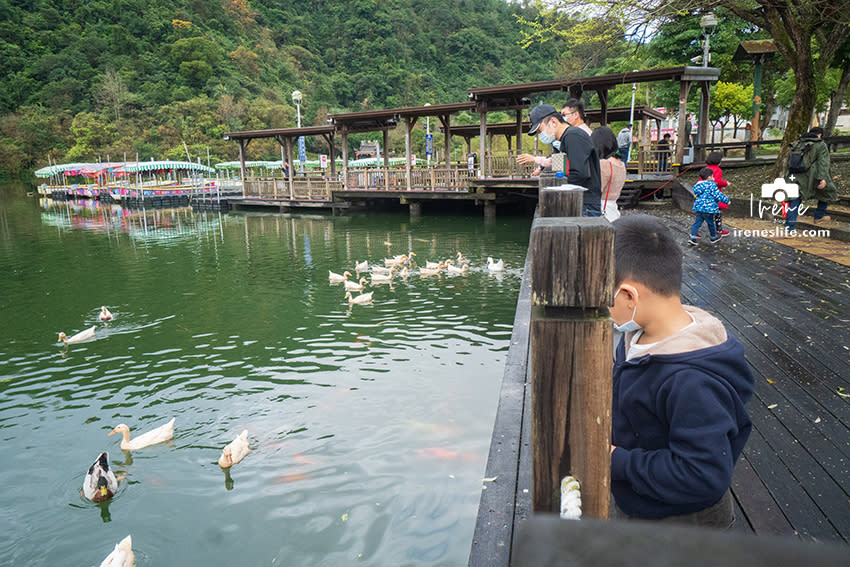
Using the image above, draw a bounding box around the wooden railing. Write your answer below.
[243,177,343,200]
[486,153,538,177]
[345,166,473,191]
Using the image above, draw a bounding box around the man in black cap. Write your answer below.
[517,103,602,216]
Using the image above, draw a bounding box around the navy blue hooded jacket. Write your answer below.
[611,306,754,519]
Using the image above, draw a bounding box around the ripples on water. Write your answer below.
[0,192,529,566]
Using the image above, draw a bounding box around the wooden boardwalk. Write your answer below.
[470,208,850,565]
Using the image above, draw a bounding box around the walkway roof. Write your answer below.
[223,125,336,141]
[442,106,667,137]
[329,102,476,133]
[468,66,720,108]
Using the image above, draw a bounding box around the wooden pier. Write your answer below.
[469,204,850,565]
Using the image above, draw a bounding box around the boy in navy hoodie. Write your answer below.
[609,214,754,528]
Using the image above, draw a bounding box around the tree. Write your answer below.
[710,82,753,141]
[97,68,129,122]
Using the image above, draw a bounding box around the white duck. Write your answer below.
[58,326,96,345]
[83,451,118,502]
[487,257,505,272]
[419,266,441,276]
[109,418,175,450]
[456,252,469,265]
[218,429,251,468]
[447,263,470,274]
[384,254,408,267]
[345,291,374,305]
[100,535,134,567]
[328,270,352,283]
[371,265,393,275]
[354,260,369,272]
[399,267,409,279]
[344,277,368,292]
[371,269,394,284]
[424,260,448,269]
[99,306,113,322]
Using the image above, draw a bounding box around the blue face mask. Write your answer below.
[538,131,556,145]
[552,140,562,151]
[612,289,642,333]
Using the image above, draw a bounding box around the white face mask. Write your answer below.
[612,288,642,333]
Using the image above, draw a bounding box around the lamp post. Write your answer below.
[628,70,638,126]
[696,13,718,161]
[700,13,718,68]
[292,90,305,174]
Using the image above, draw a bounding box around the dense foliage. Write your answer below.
[0,0,566,173]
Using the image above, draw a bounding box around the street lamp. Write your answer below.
[292,90,304,174]
[700,13,718,68]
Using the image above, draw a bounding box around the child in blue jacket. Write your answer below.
[689,167,731,245]
[610,214,754,528]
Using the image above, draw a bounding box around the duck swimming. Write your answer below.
[83,452,118,502]
[345,291,374,305]
[99,306,113,322]
[344,277,368,292]
[99,535,134,567]
[218,430,251,468]
[109,418,175,450]
[487,257,505,272]
[328,270,352,283]
[58,326,96,345]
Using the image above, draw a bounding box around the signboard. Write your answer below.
[425,134,433,156]
[411,154,416,167]
[298,136,306,170]
[319,154,328,169]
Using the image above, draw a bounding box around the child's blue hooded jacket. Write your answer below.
[692,179,730,214]
[611,305,754,519]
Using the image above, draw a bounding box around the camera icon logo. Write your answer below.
[761,177,799,203]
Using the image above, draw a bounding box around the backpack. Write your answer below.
[787,139,815,174]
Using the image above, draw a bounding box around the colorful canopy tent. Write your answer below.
[215,159,344,171]
[35,161,215,179]
[34,162,124,178]
[112,161,215,176]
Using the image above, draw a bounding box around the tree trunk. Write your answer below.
[773,49,817,177]
[759,100,774,140]
[825,57,850,136]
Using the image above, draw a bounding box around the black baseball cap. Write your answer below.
[528,104,561,135]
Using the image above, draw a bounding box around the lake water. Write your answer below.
[0,181,530,566]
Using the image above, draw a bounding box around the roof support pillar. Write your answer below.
[675,80,693,166]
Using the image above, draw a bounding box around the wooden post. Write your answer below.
[538,180,585,218]
[405,116,414,190]
[529,213,613,518]
[675,80,692,166]
[238,140,246,197]
[479,104,487,177]
[342,128,349,190]
[382,129,390,190]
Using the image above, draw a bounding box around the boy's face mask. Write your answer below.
[612,288,642,333]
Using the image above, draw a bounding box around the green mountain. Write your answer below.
[0,0,565,173]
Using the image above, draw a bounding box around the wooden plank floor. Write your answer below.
[656,208,850,543]
[470,207,850,565]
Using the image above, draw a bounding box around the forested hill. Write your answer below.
[0,0,565,173]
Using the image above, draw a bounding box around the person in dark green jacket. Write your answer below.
[785,127,836,230]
